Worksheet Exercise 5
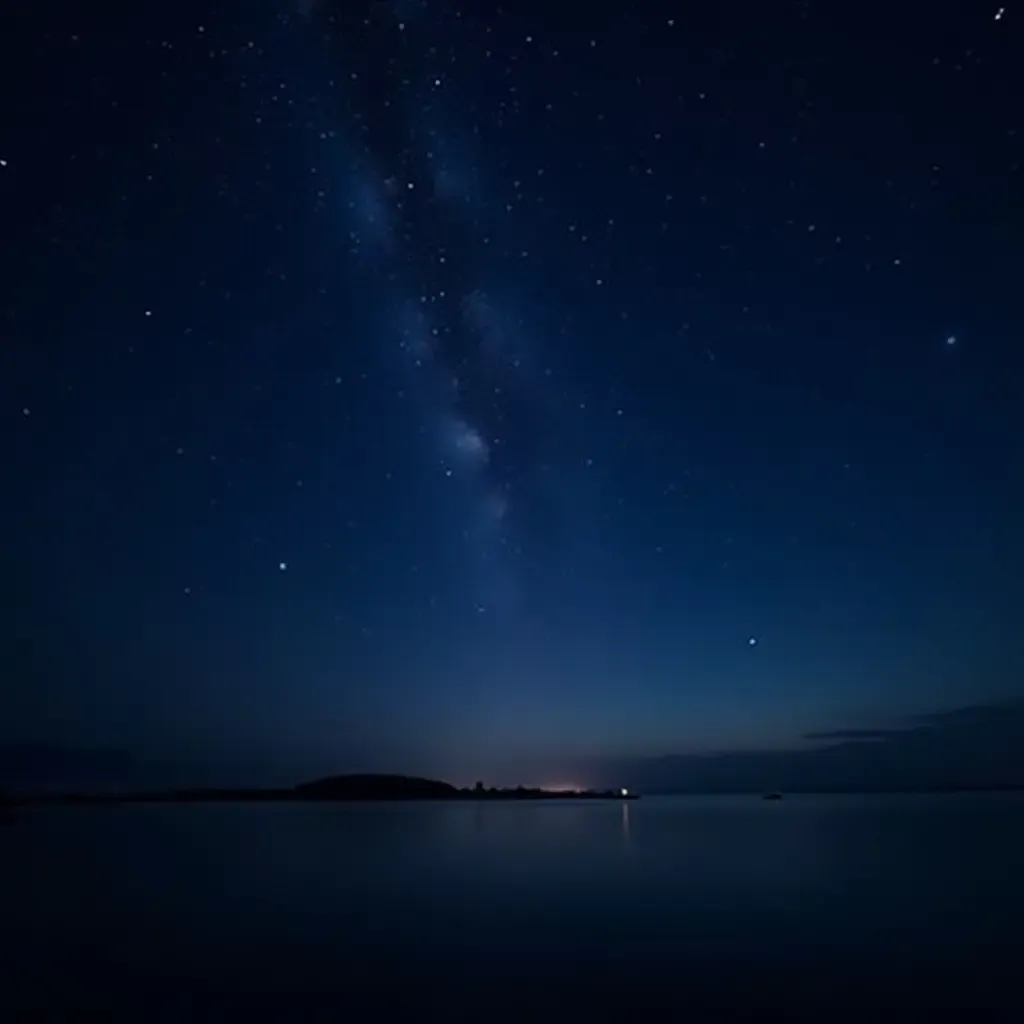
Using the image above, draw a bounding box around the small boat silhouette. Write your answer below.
[763,791,783,801]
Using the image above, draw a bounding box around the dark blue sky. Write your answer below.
[3,0,1022,787]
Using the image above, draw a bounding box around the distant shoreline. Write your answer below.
[5,775,1023,806]
[1,774,639,806]
[6,791,641,806]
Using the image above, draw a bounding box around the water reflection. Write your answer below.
[3,795,1022,1018]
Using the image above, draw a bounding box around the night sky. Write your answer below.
[3,1,1022,787]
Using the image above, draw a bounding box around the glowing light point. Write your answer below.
[946,335,957,346]
[278,561,288,571]
[620,787,629,797]
[748,637,758,646]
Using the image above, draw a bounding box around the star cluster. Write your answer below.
[1,0,1022,783]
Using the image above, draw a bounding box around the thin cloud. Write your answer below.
[803,729,897,741]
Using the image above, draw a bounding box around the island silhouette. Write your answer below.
[4,774,637,805]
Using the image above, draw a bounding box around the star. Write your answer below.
[278,561,288,571]
[946,335,957,346]
[748,637,758,646]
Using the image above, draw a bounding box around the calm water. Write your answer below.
[3,794,1023,1021]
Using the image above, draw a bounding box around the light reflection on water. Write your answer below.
[2,794,1022,1019]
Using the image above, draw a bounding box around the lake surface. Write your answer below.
[3,794,1023,1021]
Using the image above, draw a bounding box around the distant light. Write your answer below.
[278,561,288,571]
[620,787,629,797]
[748,637,758,646]
[946,335,957,346]
[995,7,1005,20]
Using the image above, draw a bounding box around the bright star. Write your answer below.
[278,561,288,571]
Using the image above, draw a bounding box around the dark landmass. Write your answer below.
[3,773,637,805]
[5,706,1023,796]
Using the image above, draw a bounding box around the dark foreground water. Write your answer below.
[3,794,1023,1021]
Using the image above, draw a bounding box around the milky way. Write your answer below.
[317,0,556,580]
[7,0,1023,794]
